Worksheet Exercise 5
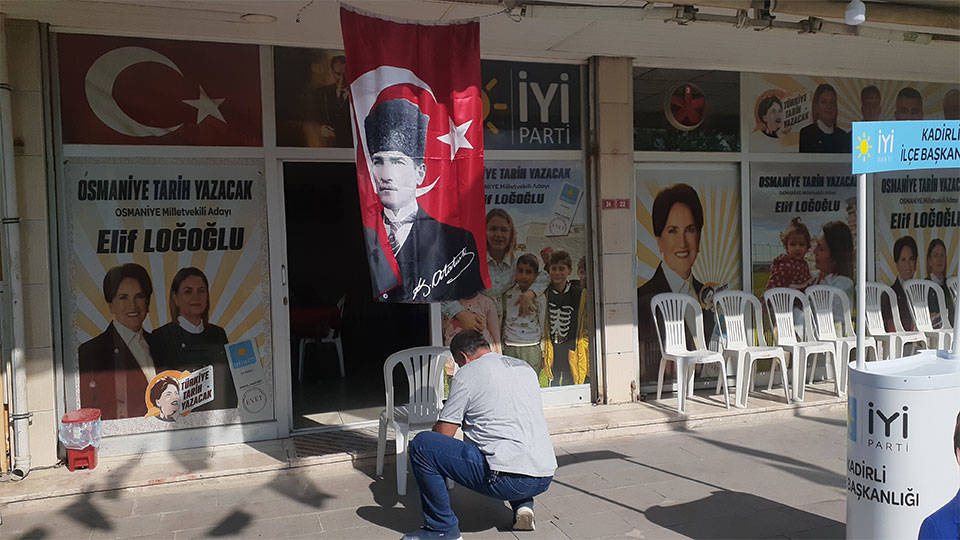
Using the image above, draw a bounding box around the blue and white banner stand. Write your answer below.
[847,120,960,540]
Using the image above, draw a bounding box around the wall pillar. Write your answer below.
[6,19,57,467]
[592,57,636,404]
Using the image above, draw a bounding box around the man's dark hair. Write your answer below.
[893,235,918,262]
[651,183,704,238]
[330,55,346,69]
[450,330,490,360]
[517,253,539,274]
[103,263,153,304]
[813,83,837,105]
[549,250,573,270]
[861,85,881,100]
[364,99,428,161]
[896,87,922,102]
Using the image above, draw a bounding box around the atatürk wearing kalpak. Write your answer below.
[362,98,484,303]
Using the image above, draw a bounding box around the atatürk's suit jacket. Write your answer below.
[78,322,153,420]
[364,207,485,303]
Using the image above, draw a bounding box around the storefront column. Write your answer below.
[591,56,636,404]
[5,19,58,467]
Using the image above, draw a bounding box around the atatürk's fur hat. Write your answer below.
[364,99,428,159]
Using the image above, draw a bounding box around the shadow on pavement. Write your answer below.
[207,509,254,537]
[691,436,845,488]
[355,463,515,534]
[646,490,844,538]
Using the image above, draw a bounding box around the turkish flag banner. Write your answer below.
[57,34,261,146]
[341,7,490,303]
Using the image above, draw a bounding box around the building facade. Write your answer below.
[0,0,957,476]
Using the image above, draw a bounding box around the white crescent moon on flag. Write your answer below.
[350,66,440,197]
[84,46,185,137]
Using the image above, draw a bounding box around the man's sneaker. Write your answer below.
[513,506,536,531]
[400,528,463,540]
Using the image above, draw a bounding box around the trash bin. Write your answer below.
[58,408,102,471]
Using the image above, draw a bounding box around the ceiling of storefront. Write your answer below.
[1,0,958,81]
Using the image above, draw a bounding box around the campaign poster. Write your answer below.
[441,160,592,387]
[873,168,960,327]
[750,163,858,302]
[633,67,740,152]
[274,47,352,148]
[635,164,741,386]
[744,73,958,153]
[60,158,274,435]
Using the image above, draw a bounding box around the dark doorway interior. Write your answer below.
[283,162,428,429]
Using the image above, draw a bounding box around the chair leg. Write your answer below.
[657,358,667,400]
[376,419,387,477]
[675,359,686,414]
[777,356,791,404]
[828,352,840,397]
[767,357,776,391]
[717,360,730,409]
[396,427,408,496]
[334,338,345,378]
[794,351,807,403]
[735,355,747,408]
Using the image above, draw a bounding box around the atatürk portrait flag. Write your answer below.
[340,6,490,303]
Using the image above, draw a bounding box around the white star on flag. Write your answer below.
[182,86,226,124]
[437,118,473,160]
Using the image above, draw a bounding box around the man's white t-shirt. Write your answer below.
[439,351,557,478]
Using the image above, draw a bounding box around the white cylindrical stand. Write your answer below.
[846,351,960,539]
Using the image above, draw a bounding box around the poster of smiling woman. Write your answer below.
[61,158,274,435]
[635,164,741,385]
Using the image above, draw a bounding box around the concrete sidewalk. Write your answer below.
[0,406,847,539]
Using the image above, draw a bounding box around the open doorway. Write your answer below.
[283,162,429,429]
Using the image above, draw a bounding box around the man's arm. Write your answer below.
[432,421,459,437]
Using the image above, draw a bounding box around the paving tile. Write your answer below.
[550,509,636,539]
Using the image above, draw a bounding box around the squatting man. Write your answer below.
[401,330,557,540]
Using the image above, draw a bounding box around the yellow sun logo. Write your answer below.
[237,347,247,357]
[856,133,872,162]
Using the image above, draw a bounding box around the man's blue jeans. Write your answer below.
[408,431,553,533]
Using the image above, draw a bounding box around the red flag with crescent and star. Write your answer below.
[57,34,261,146]
[341,6,490,303]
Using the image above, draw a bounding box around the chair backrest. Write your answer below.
[383,346,449,425]
[806,285,847,340]
[864,282,887,335]
[651,293,705,355]
[872,282,913,333]
[714,290,766,349]
[904,279,954,332]
[763,288,812,346]
[947,277,958,303]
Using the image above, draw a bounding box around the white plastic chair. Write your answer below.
[947,277,958,303]
[713,291,790,408]
[903,279,954,350]
[651,293,730,414]
[376,346,449,496]
[865,282,927,360]
[763,288,837,402]
[806,285,878,393]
